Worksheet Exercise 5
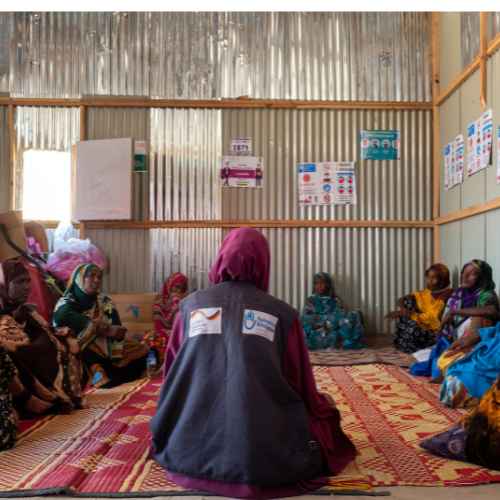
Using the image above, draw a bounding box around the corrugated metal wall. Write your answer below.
[461,12,480,69]
[87,107,149,220]
[491,12,500,38]
[1,12,431,101]
[221,109,432,221]
[0,13,10,93]
[86,225,432,333]
[440,16,500,299]
[0,107,9,212]
[261,227,432,333]
[14,106,80,209]
[85,227,221,296]
[149,109,222,220]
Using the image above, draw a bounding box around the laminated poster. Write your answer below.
[360,130,400,160]
[444,143,451,191]
[467,109,493,176]
[298,161,356,206]
[221,156,263,188]
[480,109,493,170]
[230,137,252,156]
[444,135,465,190]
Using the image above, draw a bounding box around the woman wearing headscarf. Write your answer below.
[145,273,188,365]
[387,263,452,354]
[411,259,499,379]
[151,228,356,499]
[301,272,364,350]
[53,264,148,388]
[0,258,83,415]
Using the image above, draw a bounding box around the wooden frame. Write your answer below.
[78,219,434,230]
[435,197,500,226]
[0,97,432,111]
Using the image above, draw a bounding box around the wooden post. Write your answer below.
[480,12,488,110]
[431,12,441,261]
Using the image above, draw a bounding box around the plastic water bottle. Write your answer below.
[146,349,158,377]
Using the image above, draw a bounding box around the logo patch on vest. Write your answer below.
[242,310,278,342]
[189,308,222,337]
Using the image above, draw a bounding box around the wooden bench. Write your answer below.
[110,293,156,337]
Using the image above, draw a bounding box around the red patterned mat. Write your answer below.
[1,365,499,496]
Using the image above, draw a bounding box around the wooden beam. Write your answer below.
[435,57,480,106]
[480,12,489,110]
[0,96,433,111]
[80,219,434,230]
[435,197,500,225]
[487,32,500,56]
[433,225,441,262]
[7,105,16,210]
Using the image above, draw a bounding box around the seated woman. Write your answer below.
[421,375,500,471]
[145,272,188,365]
[410,259,499,379]
[0,258,83,415]
[438,319,500,408]
[388,263,452,354]
[301,272,364,350]
[53,264,148,389]
[151,229,356,499]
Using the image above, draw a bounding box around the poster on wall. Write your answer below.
[496,126,500,184]
[230,137,252,156]
[454,134,465,185]
[444,134,465,191]
[467,109,493,176]
[221,156,263,188]
[444,142,452,190]
[334,162,357,205]
[297,161,356,206]
[480,109,493,170]
[133,140,148,173]
[360,130,400,160]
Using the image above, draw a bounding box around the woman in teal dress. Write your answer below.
[301,272,364,350]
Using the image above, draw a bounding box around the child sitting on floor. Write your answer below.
[301,272,364,350]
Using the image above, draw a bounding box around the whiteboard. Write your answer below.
[73,138,133,221]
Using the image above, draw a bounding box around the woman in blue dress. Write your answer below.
[301,272,364,350]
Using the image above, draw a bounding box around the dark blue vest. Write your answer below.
[151,281,325,486]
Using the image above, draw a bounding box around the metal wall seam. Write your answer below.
[14,106,80,209]
[4,12,431,101]
[149,108,222,221]
[86,107,150,220]
[461,12,481,69]
[221,108,432,221]
[0,13,11,94]
[0,106,9,211]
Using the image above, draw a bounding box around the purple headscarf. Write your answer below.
[209,228,270,292]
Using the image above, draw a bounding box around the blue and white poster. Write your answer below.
[360,130,400,160]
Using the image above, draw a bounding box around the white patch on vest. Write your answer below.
[189,308,222,337]
[242,309,278,342]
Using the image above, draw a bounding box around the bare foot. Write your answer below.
[25,396,53,414]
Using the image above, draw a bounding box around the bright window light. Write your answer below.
[22,150,71,221]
